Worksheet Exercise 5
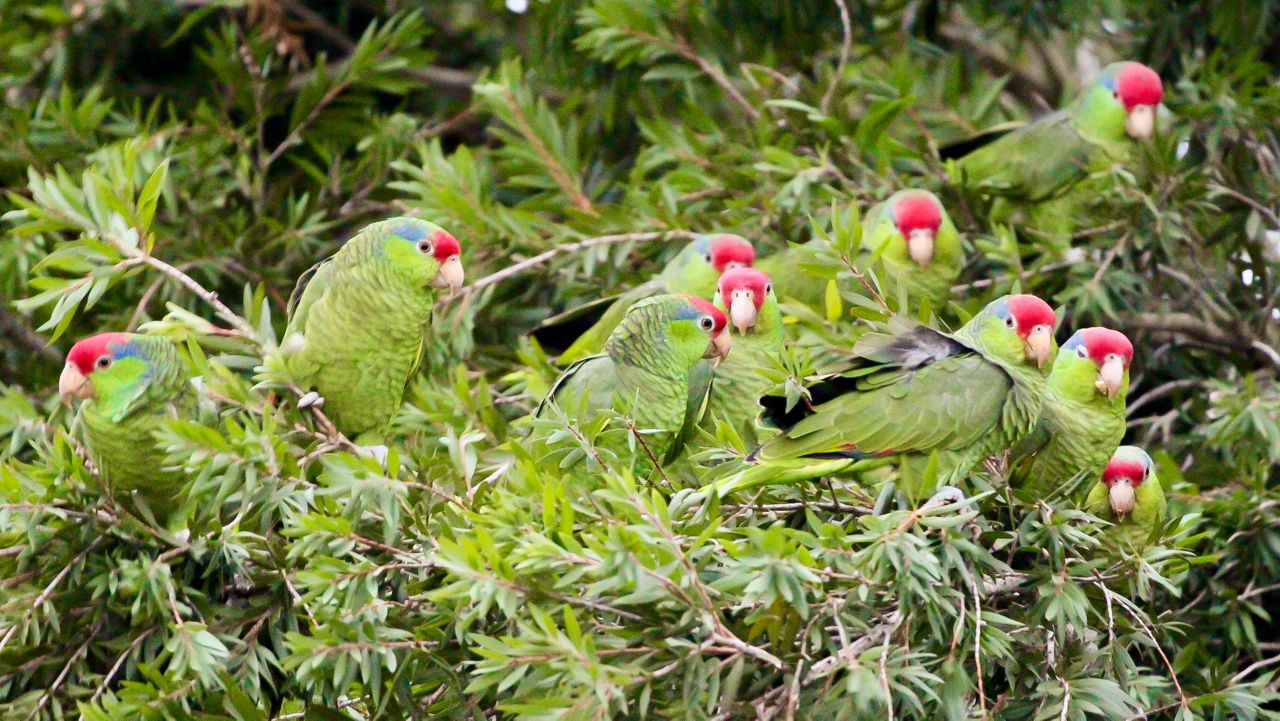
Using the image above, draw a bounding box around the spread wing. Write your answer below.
[755,351,1013,463]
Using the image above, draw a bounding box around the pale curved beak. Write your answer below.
[58,363,94,407]
[907,228,935,270]
[1108,478,1136,517]
[1096,356,1125,400]
[1023,327,1053,369]
[1126,104,1155,139]
[431,255,465,294]
[704,332,731,365]
[729,291,758,334]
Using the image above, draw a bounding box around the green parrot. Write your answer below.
[536,294,731,464]
[699,267,784,444]
[532,233,754,364]
[1085,446,1167,549]
[280,217,464,439]
[59,332,195,518]
[755,189,962,310]
[724,294,1058,500]
[1011,327,1134,496]
[951,61,1164,251]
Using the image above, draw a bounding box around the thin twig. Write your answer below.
[0,537,105,654]
[820,0,852,113]
[498,86,596,214]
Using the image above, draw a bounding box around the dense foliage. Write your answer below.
[1,1,1278,718]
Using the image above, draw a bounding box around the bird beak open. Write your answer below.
[431,255,465,294]
[907,228,935,270]
[1023,327,1052,369]
[59,363,94,407]
[729,291,758,334]
[704,332,731,365]
[1095,356,1125,400]
[1126,104,1155,139]
[1108,478,1136,518]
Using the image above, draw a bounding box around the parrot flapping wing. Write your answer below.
[59,332,196,518]
[280,217,464,439]
[531,233,753,364]
[535,294,731,465]
[716,294,1058,500]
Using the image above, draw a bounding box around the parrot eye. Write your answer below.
[765,283,772,295]
[417,240,433,255]
[1005,316,1015,329]
[95,356,112,369]
[1076,346,1088,359]
[704,253,713,264]
[698,316,715,331]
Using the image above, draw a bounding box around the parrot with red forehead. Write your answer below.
[534,233,754,364]
[756,190,961,310]
[280,217,464,438]
[58,333,195,518]
[699,268,784,443]
[1011,327,1134,495]
[536,294,730,464]
[718,294,1058,500]
[951,61,1164,250]
[1085,446,1166,549]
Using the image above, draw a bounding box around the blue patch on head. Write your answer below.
[1062,332,1087,351]
[674,303,705,322]
[393,223,429,242]
[110,340,154,376]
[988,298,1010,319]
[691,236,712,254]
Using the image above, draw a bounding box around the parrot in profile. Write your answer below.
[536,294,730,464]
[699,268,784,444]
[1085,446,1166,549]
[1010,327,1133,496]
[950,61,1164,250]
[756,189,962,310]
[59,333,195,519]
[532,233,753,364]
[724,294,1058,500]
[280,217,464,439]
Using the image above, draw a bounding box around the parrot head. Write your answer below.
[886,190,945,269]
[976,294,1057,370]
[1092,61,1163,140]
[715,268,773,335]
[694,233,756,274]
[59,333,151,409]
[674,294,731,364]
[1058,327,1133,402]
[384,219,465,293]
[1101,445,1155,518]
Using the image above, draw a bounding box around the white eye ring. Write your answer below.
[96,356,111,369]
[1077,346,1088,359]
[1005,316,1015,328]
[699,316,715,331]
[765,283,772,295]
[704,253,713,263]
[417,240,433,254]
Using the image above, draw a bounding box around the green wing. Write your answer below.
[955,111,1093,202]
[756,351,1013,463]
[535,354,616,419]
[670,359,714,463]
[285,256,337,337]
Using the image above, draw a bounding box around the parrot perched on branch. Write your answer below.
[532,233,753,364]
[700,268,784,444]
[1085,446,1166,549]
[949,61,1164,251]
[59,332,195,519]
[1011,327,1133,496]
[280,217,464,439]
[536,294,730,464]
[756,189,962,310]
[722,294,1058,500]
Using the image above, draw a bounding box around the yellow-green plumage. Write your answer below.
[701,274,784,445]
[282,218,460,437]
[1085,446,1167,549]
[536,294,727,464]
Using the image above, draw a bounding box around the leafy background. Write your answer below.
[1,0,1279,718]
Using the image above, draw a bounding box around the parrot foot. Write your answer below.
[297,391,324,409]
